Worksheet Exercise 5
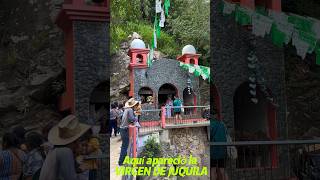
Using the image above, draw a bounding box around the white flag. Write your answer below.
[160,7,165,27]
[156,0,162,13]
[292,30,310,59]
[276,22,294,44]
[252,13,273,37]
[223,0,236,15]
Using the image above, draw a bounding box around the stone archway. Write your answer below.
[138,87,153,104]
[158,83,177,108]
[233,82,278,168]
[89,81,108,133]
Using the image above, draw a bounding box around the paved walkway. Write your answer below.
[110,136,122,180]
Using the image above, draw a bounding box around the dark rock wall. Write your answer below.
[211,0,287,139]
[73,21,109,124]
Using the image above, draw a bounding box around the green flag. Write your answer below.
[298,30,317,52]
[152,24,157,49]
[155,15,161,38]
[235,6,252,26]
[164,0,170,16]
[271,24,286,47]
[288,14,314,34]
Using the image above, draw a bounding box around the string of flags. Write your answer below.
[179,62,211,82]
[221,0,320,65]
[148,0,171,67]
[247,50,273,104]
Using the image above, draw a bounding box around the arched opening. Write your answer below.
[183,88,195,115]
[89,81,108,134]
[138,87,153,104]
[136,54,143,64]
[233,82,277,168]
[158,84,177,107]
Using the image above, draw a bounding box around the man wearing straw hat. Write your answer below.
[39,115,91,180]
[118,98,140,166]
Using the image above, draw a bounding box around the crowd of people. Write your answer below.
[0,115,103,180]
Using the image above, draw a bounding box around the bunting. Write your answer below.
[252,12,273,37]
[156,0,162,13]
[179,62,211,82]
[148,0,170,67]
[221,0,320,65]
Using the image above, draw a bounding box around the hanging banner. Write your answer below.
[252,13,273,37]
[292,30,310,59]
[288,13,314,34]
[271,24,286,47]
[156,0,162,13]
[160,8,166,28]
[276,22,294,44]
[221,1,320,65]
[152,23,157,49]
[164,0,170,16]
[235,6,253,25]
[179,62,211,81]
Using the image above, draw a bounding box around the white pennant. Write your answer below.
[252,13,273,37]
[223,0,236,15]
[276,22,294,44]
[156,0,162,13]
[188,66,195,73]
[160,7,165,27]
[292,30,310,59]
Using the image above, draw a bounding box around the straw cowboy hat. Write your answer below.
[125,98,139,108]
[48,115,91,145]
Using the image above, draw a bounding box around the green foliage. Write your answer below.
[139,136,161,158]
[111,0,210,65]
[111,22,179,57]
[166,0,210,66]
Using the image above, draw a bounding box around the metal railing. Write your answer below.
[210,140,320,180]
[137,105,210,133]
[139,109,162,134]
[161,105,209,128]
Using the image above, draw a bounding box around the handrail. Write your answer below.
[169,105,210,108]
[140,105,209,112]
[210,140,320,146]
[140,109,162,112]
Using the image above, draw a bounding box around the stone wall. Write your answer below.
[167,127,210,180]
[133,59,200,109]
[73,21,109,124]
[211,0,288,173]
[211,0,287,138]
